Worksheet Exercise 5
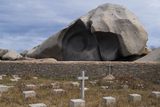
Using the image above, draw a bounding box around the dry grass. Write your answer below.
[0,75,160,107]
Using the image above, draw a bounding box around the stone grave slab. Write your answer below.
[0,84,12,93]
[23,90,36,98]
[102,96,116,106]
[29,103,47,107]
[70,99,85,107]
[151,91,160,98]
[128,94,142,103]
[26,84,37,90]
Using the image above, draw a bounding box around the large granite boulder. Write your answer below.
[2,50,23,60]
[136,48,160,62]
[26,3,148,61]
[0,49,8,58]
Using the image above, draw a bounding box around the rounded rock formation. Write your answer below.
[2,50,23,60]
[26,3,148,61]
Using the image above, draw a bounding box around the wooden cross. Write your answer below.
[78,71,88,100]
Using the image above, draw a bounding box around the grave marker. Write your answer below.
[102,96,116,107]
[128,94,142,103]
[151,91,160,98]
[70,99,85,107]
[0,84,10,93]
[26,84,37,90]
[78,71,88,100]
[23,90,36,98]
[29,103,47,107]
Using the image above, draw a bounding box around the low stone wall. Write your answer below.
[0,61,159,82]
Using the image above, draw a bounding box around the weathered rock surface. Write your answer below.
[26,3,148,61]
[0,49,8,58]
[2,50,23,60]
[136,48,160,62]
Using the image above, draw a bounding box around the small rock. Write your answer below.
[33,77,38,80]
[80,87,89,91]
[13,75,21,79]
[101,86,109,89]
[103,74,115,81]
[52,89,65,94]
[89,81,97,85]
[122,85,129,90]
[71,82,80,87]
[0,76,2,80]
[51,82,60,89]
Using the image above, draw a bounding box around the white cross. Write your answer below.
[78,71,88,100]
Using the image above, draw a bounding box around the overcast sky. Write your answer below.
[0,0,160,52]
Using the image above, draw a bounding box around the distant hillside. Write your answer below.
[136,48,160,62]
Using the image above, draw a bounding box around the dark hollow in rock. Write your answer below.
[62,20,100,61]
[95,32,120,61]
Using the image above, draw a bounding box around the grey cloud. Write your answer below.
[0,0,160,52]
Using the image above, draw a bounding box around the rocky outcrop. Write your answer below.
[136,48,160,62]
[2,50,23,60]
[0,49,8,58]
[26,3,148,61]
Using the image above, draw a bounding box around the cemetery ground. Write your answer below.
[0,74,159,107]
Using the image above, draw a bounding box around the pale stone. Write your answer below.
[52,89,65,94]
[89,81,97,85]
[2,50,23,60]
[29,103,47,107]
[151,91,160,98]
[128,94,142,103]
[10,75,21,82]
[1,75,7,77]
[70,99,85,107]
[103,74,115,81]
[51,82,60,89]
[102,96,116,106]
[13,75,21,79]
[71,82,80,87]
[101,86,109,89]
[10,78,19,82]
[122,85,129,90]
[0,49,8,58]
[0,85,10,92]
[0,75,6,80]
[33,77,38,80]
[23,90,36,98]
[26,84,37,90]
[0,76,2,80]
[80,87,89,91]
